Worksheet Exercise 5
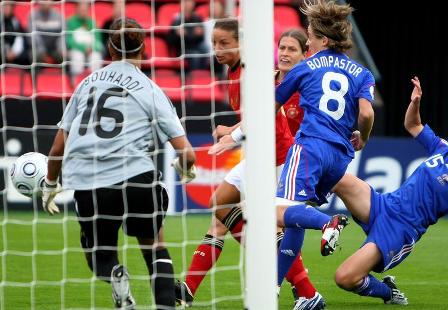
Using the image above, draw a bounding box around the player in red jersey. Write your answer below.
[176,21,321,309]
[274,31,304,165]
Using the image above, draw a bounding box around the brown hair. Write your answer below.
[108,18,144,58]
[278,28,308,54]
[301,0,353,53]
[213,18,239,41]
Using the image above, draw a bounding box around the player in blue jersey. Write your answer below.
[274,0,375,297]
[331,76,447,305]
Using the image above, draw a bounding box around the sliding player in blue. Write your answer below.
[331,76,447,305]
[274,1,375,305]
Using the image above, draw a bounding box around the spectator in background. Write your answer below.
[28,0,64,64]
[66,1,102,78]
[167,0,208,70]
[100,0,124,60]
[202,0,226,76]
[1,3,30,65]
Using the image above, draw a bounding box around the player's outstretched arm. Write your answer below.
[404,76,424,138]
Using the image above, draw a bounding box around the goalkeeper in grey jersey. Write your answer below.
[42,18,196,310]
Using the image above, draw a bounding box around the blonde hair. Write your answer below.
[301,0,353,53]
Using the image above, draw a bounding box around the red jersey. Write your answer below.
[275,71,304,165]
[227,62,242,113]
[282,91,303,136]
[224,67,303,166]
[275,108,294,165]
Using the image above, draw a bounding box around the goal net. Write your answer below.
[0,0,283,308]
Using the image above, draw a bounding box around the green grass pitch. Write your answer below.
[1,211,447,309]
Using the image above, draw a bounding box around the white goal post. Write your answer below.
[241,0,277,309]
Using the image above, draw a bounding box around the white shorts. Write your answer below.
[224,159,245,193]
[224,160,284,195]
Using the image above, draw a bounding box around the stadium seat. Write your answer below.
[92,2,113,30]
[151,69,184,103]
[186,69,225,104]
[125,2,153,30]
[155,3,180,34]
[35,68,73,99]
[274,5,303,31]
[196,4,210,21]
[59,1,77,19]
[144,37,184,70]
[13,2,31,29]
[0,68,33,97]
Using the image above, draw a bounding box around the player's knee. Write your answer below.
[276,217,284,228]
[276,206,287,227]
[208,197,230,220]
[334,267,357,290]
[215,206,232,222]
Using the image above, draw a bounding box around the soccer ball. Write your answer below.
[10,152,48,198]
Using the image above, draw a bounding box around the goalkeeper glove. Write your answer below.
[41,177,62,215]
[172,158,196,183]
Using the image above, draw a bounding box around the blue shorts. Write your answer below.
[276,136,352,205]
[354,188,418,272]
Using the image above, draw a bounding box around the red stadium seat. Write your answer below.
[274,5,302,32]
[144,37,183,70]
[13,2,31,29]
[196,4,210,21]
[151,70,184,103]
[58,1,77,19]
[125,2,153,30]
[35,68,73,99]
[92,2,113,30]
[0,68,33,97]
[155,3,180,34]
[186,69,225,103]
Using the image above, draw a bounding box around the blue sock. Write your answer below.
[277,227,305,286]
[284,204,331,230]
[355,274,391,300]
